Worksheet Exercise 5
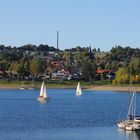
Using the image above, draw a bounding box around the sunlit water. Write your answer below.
[0,88,139,140]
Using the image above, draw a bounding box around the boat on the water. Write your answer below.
[19,81,26,90]
[117,91,140,131]
[76,82,82,96]
[37,81,48,102]
[19,87,25,90]
[117,121,128,129]
[28,79,35,90]
[125,122,140,131]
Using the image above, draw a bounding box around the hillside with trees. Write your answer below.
[0,44,140,85]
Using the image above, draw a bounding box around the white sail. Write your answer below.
[40,81,45,97]
[38,81,48,102]
[43,84,47,98]
[76,82,82,96]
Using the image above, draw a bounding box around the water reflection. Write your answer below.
[135,131,140,140]
[117,128,139,140]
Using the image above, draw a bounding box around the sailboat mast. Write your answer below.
[126,92,135,120]
[134,92,136,119]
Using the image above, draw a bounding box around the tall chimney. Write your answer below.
[57,31,59,50]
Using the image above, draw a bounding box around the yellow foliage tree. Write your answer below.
[112,67,129,85]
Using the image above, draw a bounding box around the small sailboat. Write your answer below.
[76,82,82,96]
[37,81,47,102]
[19,81,26,90]
[19,87,25,90]
[28,79,35,90]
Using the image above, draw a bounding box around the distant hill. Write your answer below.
[94,51,107,58]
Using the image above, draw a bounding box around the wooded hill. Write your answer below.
[0,44,140,84]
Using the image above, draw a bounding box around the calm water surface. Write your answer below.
[0,88,139,140]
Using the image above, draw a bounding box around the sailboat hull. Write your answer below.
[76,92,82,96]
[117,122,126,129]
[37,96,47,102]
[19,87,26,90]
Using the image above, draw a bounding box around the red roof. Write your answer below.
[96,69,112,74]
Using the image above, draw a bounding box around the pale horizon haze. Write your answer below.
[0,0,140,51]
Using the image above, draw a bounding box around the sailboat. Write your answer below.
[117,81,134,129]
[117,71,140,130]
[76,82,82,96]
[125,92,140,131]
[19,81,26,90]
[28,78,35,90]
[117,89,135,129]
[37,81,47,102]
[117,91,140,131]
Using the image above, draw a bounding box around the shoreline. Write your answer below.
[0,85,140,92]
[87,85,140,92]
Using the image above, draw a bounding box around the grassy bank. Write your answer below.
[0,80,111,89]
[0,80,140,91]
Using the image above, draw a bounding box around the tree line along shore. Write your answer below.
[0,44,140,87]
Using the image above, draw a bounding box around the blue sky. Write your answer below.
[0,0,140,51]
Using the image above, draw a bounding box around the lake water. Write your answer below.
[0,88,139,140]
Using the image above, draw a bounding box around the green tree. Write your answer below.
[0,61,9,72]
[76,46,82,52]
[10,62,26,79]
[129,58,140,83]
[16,63,26,78]
[81,61,96,81]
[30,60,46,76]
[130,58,140,75]
[63,51,72,61]
[82,51,89,58]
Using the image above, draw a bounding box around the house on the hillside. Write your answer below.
[52,71,65,79]
[51,70,72,80]
[96,69,115,80]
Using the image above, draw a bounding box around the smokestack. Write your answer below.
[57,31,59,50]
